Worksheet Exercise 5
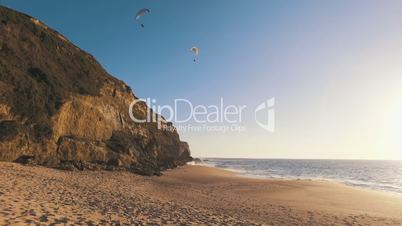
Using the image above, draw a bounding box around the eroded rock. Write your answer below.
[0,6,192,174]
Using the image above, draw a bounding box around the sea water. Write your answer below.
[196,158,402,194]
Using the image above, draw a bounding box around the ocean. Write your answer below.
[195,158,402,195]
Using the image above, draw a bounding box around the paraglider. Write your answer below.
[136,8,150,28]
[190,46,199,62]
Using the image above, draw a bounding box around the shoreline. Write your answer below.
[189,162,402,196]
[1,162,402,225]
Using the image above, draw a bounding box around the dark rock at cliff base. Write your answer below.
[0,6,192,174]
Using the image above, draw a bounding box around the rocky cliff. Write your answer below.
[0,6,191,175]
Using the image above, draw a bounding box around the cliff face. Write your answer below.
[0,6,191,175]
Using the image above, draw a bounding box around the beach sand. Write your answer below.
[0,162,401,225]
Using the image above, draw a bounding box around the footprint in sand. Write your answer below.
[39,215,49,222]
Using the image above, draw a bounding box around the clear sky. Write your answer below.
[3,0,402,160]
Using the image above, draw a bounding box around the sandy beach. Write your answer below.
[1,162,402,225]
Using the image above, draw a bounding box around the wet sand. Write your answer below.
[0,162,401,225]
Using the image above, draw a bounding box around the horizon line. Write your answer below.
[195,157,402,161]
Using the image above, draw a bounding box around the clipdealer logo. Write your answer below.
[254,98,275,132]
[128,98,275,133]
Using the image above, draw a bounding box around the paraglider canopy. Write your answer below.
[190,46,200,62]
[136,8,150,20]
[190,46,199,55]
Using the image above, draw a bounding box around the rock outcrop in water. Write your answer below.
[0,6,191,175]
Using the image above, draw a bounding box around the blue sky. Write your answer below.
[3,0,402,159]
